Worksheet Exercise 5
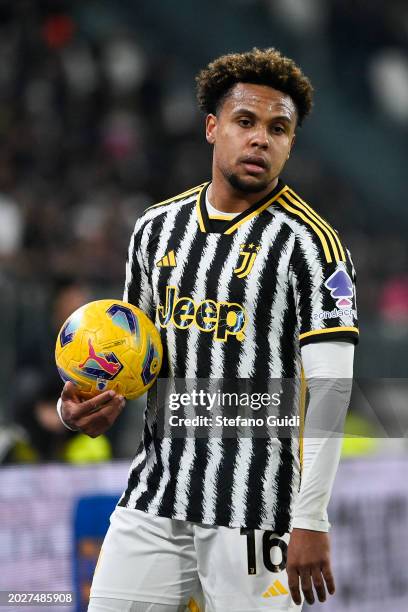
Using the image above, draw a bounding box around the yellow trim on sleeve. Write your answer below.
[277,197,333,263]
[300,326,359,341]
[224,185,289,234]
[284,192,344,263]
[287,189,346,262]
[146,182,208,210]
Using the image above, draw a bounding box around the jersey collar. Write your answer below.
[196,180,288,234]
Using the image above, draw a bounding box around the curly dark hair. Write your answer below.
[196,48,313,126]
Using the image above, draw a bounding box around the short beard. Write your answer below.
[226,171,270,194]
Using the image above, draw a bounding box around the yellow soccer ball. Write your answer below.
[55,299,162,399]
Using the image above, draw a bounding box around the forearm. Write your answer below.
[292,435,343,531]
[292,342,354,531]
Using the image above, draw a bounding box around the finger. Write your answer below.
[61,381,81,401]
[77,396,126,436]
[312,566,326,603]
[62,381,119,408]
[300,569,314,605]
[67,389,119,419]
[85,392,121,413]
[78,395,125,425]
[322,561,335,595]
[287,566,302,606]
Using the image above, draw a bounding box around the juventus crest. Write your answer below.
[234,243,260,278]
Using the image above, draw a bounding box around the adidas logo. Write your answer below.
[262,580,289,598]
[156,250,177,267]
[186,598,200,612]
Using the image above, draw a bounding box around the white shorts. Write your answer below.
[90,507,303,612]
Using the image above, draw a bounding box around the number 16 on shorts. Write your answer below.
[238,529,302,607]
[240,529,288,575]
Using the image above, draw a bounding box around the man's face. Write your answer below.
[206,82,297,194]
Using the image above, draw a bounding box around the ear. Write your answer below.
[206,114,217,145]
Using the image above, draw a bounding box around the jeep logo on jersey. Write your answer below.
[233,243,260,278]
[157,286,247,341]
[324,266,354,308]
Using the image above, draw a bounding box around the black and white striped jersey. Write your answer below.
[118,180,359,532]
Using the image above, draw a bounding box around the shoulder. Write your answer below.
[272,184,347,266]
[130,181,208,241]
[145,182,208,212]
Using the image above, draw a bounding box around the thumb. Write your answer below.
[61,381,81,402]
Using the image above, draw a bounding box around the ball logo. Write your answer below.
[79,338,123,380]
[324,266,354,308]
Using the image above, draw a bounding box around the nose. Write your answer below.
[250,126,269,149]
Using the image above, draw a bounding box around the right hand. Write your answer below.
[60,381,126,438]
[287,528,335,606]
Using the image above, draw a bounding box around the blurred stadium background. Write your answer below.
[0,0,407,610]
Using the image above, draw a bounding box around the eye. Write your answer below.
[272,125,285,134]
[238,118,252,128]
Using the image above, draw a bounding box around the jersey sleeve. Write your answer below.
[123,219,155,320]
[291,233,359,348]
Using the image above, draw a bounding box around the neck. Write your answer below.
[209,165,279,214]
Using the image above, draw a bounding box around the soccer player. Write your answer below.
[58,48,358,611]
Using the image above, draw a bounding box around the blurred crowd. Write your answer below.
[0,0,406,462]
[264,0,408,122]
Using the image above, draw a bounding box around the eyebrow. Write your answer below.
[231,108,293,123]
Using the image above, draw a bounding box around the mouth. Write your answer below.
[240,155,269,175]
